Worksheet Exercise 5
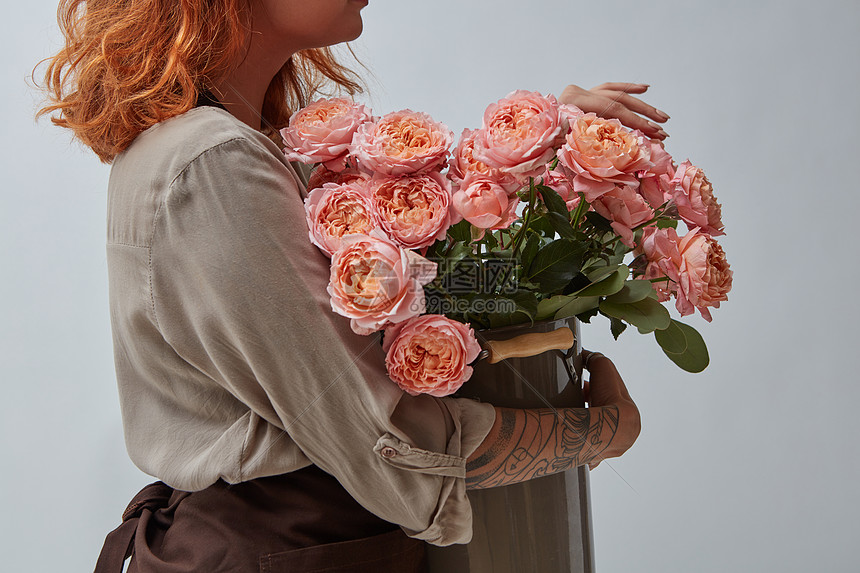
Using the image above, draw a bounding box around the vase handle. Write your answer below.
[483,327,575,364]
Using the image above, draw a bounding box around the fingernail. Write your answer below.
[658,129,669,138]
[657,110,670,120]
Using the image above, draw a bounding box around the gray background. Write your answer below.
[2,0,859,571]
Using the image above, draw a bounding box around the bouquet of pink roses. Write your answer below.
[282,91,732,397]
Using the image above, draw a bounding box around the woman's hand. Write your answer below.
[559,82,670,141]
[581,350,641,470]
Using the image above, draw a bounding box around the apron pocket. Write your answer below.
[259,528,427,573]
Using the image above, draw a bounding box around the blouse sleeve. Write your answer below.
[148,136,496,546]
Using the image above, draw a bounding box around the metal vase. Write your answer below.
[426,316,594,573]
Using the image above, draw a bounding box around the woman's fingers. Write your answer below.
[588,92,668,140]
[591,81,650,94]
[609,91,670,123]
[559,83,669,140]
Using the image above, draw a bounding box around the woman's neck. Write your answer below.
[209,36,296,131]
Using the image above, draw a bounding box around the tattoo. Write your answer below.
[466,406,619,490]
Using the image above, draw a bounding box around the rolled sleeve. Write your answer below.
[149,136,496,546]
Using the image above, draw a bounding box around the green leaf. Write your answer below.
[536,185,576,239]
[609,317,628,340]
[545,212,577,239]
[656,218,678,230]
[584,211,614,234]
[520,232,541,274]
[605,280,655,305]
[655,320,710,373]
[554,296,599,319]
[575,267,629,297]
[447,219,471,243]
[482,291,539,328]
[526,239,586,293]
[536,294,576,320]
[577,307,600,323]
[530,216,556,238]
[483,230,499,250]
[599,297,671,334]
[536,184,570,218]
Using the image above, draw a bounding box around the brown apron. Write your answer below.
[94,465,428,573]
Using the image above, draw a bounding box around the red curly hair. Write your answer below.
[37,0,362,163]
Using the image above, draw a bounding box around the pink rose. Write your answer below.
[675,229,732,322]
[637,139,677,209]
[350,110,454,176]
[304,181,377,257]
[281,98,372,171]
[472,90,567,181]
[369,172,460,250]
[382,315,481,397]
[452,173,520,231]
[558,103,585,123]
[449,128,521,193]
[328,230,437,335]
[635,227,683,302]
[671,161,725,236]
[307,165,370,193]
[540,165,582,212]
[556,113,653,201]
[591,184,654,247]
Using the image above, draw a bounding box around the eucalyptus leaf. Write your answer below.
[599,297,671,333]
[576,267,629,297]
[604,280,655,304]
[655,320,710,373]
[554,296,599,320]
[654,319,687,353]
[536,294,577,320]
[584,264,622,283]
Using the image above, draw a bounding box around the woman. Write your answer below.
[39,1,653,571]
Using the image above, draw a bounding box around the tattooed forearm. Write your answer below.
[465,406,619,490]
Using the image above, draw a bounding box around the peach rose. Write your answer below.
[556,113,653,201]
[472,90,567,181]
[382,314,481,397]
[328,229,437,335]
[452,173,520,231]
[304,181,377,257]
[369,172,460,250]
[591,184,654,247]
[306,165,370,193]
[675,229,732,322]
[671,161,725,237]
[449,128,521,193]
[540,165,582,212]
[281,98,372,172]
[637,139,677,209]
[635,227,682,302]
[350,110,454,176]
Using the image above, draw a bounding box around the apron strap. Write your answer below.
[93,482,174,573]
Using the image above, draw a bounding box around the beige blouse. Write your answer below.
[105,106,497,546]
